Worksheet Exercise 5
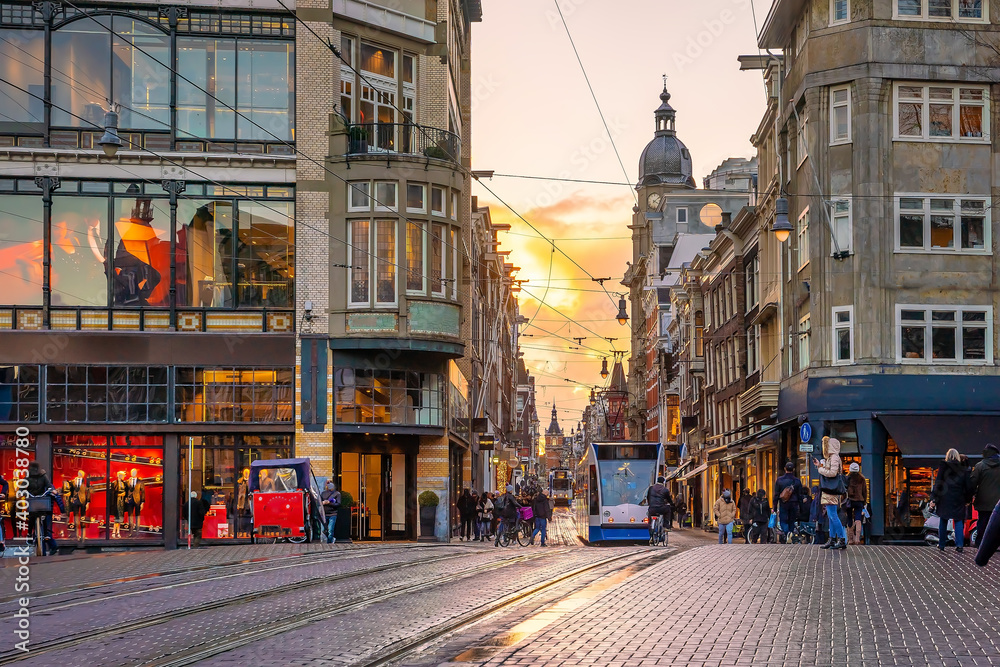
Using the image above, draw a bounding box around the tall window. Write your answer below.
[896,0,985,21]
[895,195,989,252]
[430,223,444,295]
[694,311,704,357]
[450,228,459,300]
[833,306,854,364]
[831,0,850,23]
[895,83,988,141]
[747,324,761,373]
[348,219,370,305]
[677,207,688,224]
[0,29,44,125]
[406,222,425,293]
[897,305,991,363]
[797,208,810,269]
[745,255,760,311]
[798,315,811,370]
[796,112,809,166]
[832,199,852,254]
[375,219,396,305]
[831,86,851,143]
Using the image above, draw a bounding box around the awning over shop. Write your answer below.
[681,462,708,480]
[665,460,693,481]
[876,414,1000,460]
[725,417,796,451]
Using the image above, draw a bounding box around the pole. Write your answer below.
[187,437,192,549]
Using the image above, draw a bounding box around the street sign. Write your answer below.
[799,422,812,443]
[799,443,814,453]
[478,435,496,450]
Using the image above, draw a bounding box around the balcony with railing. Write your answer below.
[345,123,461,164]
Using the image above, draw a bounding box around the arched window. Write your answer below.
[694,310,704,358]
[51,15,170,130]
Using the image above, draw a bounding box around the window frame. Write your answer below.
[797,207,810,269]
[893,194,991,254]
[405,183,427,214]
[347,181,371,212]
[451,191,459,221]
[895,304,993,364]
[832,305,854,365]
[676,207,688,224]
[347,218,372,307]
[893,82,990,143]
[831,198,852,254]
[405,220,426,295]
[894,0,987,22]
[798,314,811,371]
[374,218,398,307]
[431,186,446,216]
[373,181,398,212]
[831,0,850,24]
[796,111,809,168]
[830,85,852,145]
[430,222,446,296]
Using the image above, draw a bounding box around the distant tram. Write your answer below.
[548,468,575,506]
[574,442,663,543]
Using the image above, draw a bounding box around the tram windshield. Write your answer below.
[552,477,572,490]
[597,459,656,506]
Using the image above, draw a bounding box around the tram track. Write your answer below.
[144,548,571,667]
[356,548,664,667]
[0,547,481,664]
[0,543,449,607]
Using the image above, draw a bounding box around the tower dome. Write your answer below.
[637,84,695,188]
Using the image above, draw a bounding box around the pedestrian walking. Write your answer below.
[321,480,341,544]
[26,462,63,555]
[457,488,476,541]
[531,490,552,546]
[673,491,686,528]
[846,463,868,545]
[476,492,493,542]
[774,462,804,543]
[493,485,520,547]
[185,491,207,547]
[931,448,971,553]
[713,489,737,544]
[809,484,827,543]
[814,436,848,550]
[975,498,1000,567]
[970,443,1000,543]
[748,489,771,543]
[0,471,8,552]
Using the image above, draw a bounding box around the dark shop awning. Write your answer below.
[876,414,1000,460]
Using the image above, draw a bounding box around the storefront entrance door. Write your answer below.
[341,452,409,541]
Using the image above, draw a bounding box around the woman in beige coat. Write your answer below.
[813,436,848,550]
[713,489,738,544]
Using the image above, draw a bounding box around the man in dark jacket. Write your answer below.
[646,477,671,531]
[321,480,341,544]
[971,443,1000,542]
[774,462,804,543]
[26,462,63,555]
[493,485,520,547]
[749,489,771,543]
[185,491,207,547]
[975,498,1000,567]
[530,491,552,546]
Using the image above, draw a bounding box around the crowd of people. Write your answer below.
[455,484,553,547]
[705,438,1000,562]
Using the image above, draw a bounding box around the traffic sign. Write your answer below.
[799,422,812,443]
[799,443,814,453]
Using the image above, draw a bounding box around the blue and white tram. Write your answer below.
[549,468,574,506]
[574,441,663,543]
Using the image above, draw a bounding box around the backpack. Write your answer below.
[780,483,795,503]
[494,494,509,515]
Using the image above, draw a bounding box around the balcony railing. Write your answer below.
[345,123,461,163]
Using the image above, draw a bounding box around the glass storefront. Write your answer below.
[1,433,35,541]
[335,368,443,425]
[179,435,291,541]
[0,185,294,312]
[885,438,933,530]
[51,435,164,541]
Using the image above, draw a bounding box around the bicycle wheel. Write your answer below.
[498,525,512,547]
[517,521,532,546]
[747,525,760,544]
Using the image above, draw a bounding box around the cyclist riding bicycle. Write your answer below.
[646,476,671,539]
[493,484,521,547]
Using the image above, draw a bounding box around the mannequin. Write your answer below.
[110,471,128,538]
[125,468,145,535]
[62,470,91,541]
[236,468,251,537]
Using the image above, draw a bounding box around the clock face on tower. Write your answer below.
[646,193,662,210]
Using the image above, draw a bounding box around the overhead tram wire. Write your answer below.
[551,0,637,208]
[25,4,629,346]
[267,0,628,316]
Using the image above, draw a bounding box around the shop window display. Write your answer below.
[179,435,290,540]
[884,438,933,530]
[1,434,35,542]
[174,367,293,423]
[51,435,164,542]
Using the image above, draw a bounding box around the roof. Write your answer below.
[758,0,807,49]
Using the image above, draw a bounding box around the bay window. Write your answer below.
[374,181,397,211]
[406,183,426,214]
[431,223,445,295]
[431,187,445,216]
[895,83,988,141]
[897,305,991,363]
[348,219,370,305]
[895,195,989,252]
[375,219,397,305]
[348,181,371,211]
[406,222,425,293]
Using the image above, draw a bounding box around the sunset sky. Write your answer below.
[471,0,772,428]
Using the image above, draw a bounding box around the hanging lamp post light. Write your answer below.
[600,357,609,379]
[98,106,124,157]
[616,296,629,326]
[771,197,793,243]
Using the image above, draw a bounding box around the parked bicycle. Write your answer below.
[746,522,777,544]
[781,521,818,545]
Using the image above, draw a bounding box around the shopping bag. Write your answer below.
[767,511,777,529]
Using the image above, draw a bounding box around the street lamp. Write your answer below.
[589,388,596,406]
[616,296,629,326]
[771,197,793,243]
[98,108,123,157]
[600,357,609,379]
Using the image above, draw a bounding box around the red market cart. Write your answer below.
[249,458,324,544]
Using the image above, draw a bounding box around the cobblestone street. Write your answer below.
[1,510,998,666]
